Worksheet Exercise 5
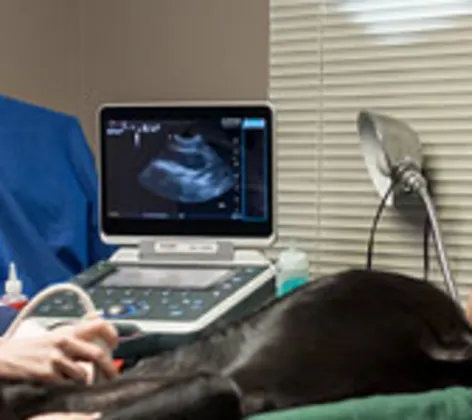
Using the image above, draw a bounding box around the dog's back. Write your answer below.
[227,269,472,411]
[3,269,472,419]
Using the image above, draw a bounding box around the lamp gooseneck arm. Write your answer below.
[397,165,460,305]
[418,187,460,303]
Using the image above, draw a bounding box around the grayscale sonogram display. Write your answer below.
[104,117,269,223]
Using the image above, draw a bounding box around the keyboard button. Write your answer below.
[59,303,74,312]
[38,305,51,314]
[190,300,204,311]
[122,298,134,305]
[136,301,150,314]
[107,304,127,316]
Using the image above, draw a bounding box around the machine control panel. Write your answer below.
[32,263,269,322]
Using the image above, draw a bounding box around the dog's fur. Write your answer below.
[3,268,472,420]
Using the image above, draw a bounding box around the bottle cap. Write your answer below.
[277,243,310,271]
[5,262,23,297]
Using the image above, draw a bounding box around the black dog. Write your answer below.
[2,268,472,420]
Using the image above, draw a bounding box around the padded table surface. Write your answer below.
[248,387,472,420]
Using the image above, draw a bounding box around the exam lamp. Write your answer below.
[356,110,460,304]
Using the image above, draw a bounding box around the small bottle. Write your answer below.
[275,243,310,297]
[1,263,29,311]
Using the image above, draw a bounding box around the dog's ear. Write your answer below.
[421,326,472,362]
[426,341,472,362]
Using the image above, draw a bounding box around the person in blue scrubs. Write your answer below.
[0,95,118,419]
[0,94,117,297]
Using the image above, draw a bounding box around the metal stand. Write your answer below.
[396,163,460,305]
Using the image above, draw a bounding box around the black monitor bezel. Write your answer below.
[99,103,274,240]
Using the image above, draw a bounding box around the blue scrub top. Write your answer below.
[0,306,17,335]
[0,94,117,297]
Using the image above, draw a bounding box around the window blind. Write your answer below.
[269,0,472,303]
[268,0,321,270]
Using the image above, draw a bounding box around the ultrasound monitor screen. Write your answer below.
[99,104,273,239]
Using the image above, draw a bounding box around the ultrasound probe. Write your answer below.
[3,282,113,384]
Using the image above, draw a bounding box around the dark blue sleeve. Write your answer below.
[66,118,118,266]
[0,306,17,335]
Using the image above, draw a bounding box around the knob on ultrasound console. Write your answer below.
[107,304,127,316]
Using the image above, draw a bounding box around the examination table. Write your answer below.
[248,387,472,420]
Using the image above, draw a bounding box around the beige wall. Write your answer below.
[0,0,80,116]
[0,0,269,153]
[77,0,269,150]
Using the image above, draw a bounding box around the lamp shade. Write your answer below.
[356,110,460,304]
[357,110,423,206]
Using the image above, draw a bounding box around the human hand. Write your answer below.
[53,313,119,383]
[28,413,101,420]
[0,315,118,384]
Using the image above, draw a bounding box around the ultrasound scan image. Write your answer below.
[105,118,267,220]
[138,131,236,203]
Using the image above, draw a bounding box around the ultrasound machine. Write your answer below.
[30,102,277,359]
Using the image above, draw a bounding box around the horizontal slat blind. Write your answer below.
[270,0,472,303]
[268,0,321,270]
